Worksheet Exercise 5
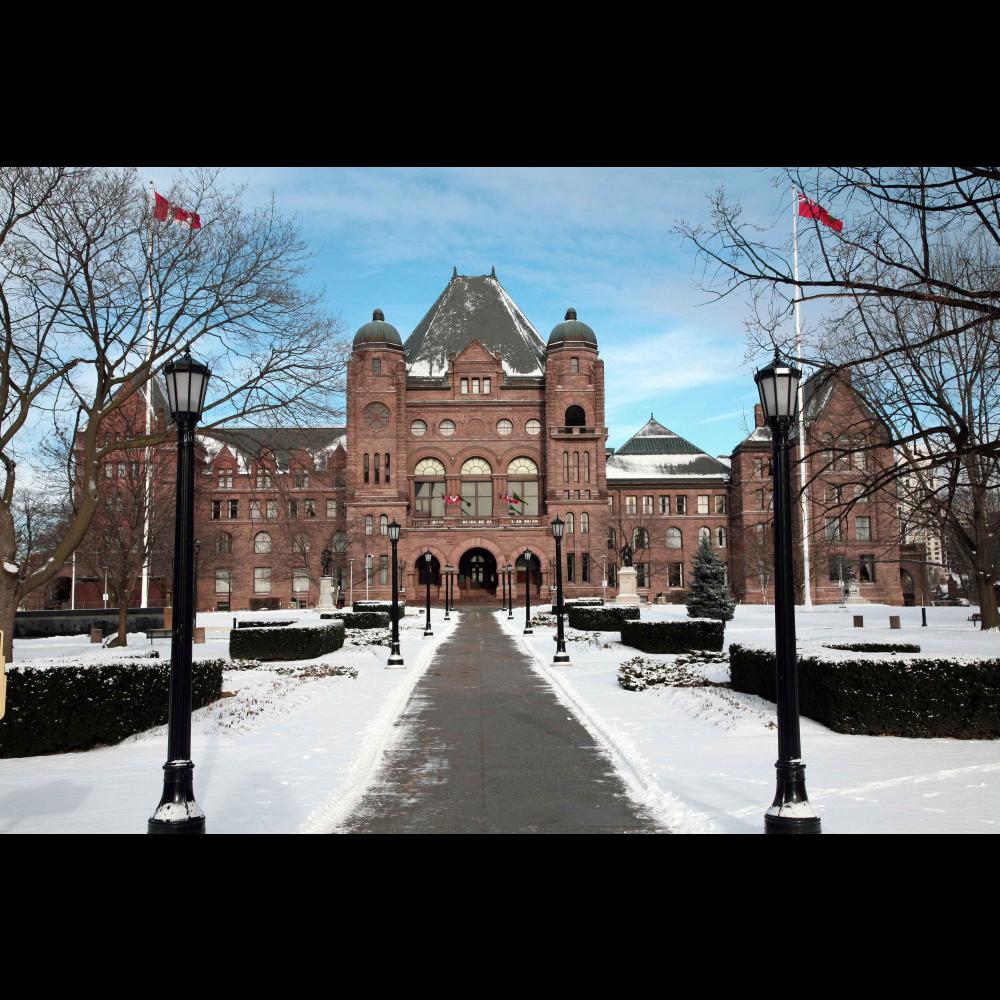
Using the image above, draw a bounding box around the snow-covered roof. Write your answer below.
[606,415,730,482]
[199,427,346,472]
[403,271,548,377]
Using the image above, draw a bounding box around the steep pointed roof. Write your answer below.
[607,415,730,481]
[403,270,547,377]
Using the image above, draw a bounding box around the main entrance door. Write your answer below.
[459,547,498,597]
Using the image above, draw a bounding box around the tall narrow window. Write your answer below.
[574,452,580,482]
[216,569,231,594]
[570,356,579,373]
[212,500,221,520]
[660,496,670,515]
[567,552,575,582]
[563,452,569,482]
[254,568,272,593]
[374,453,380,484]
[716,527,727,548]
[380,514,388,535]
[566,512,574,533]
[384,453,390,485]
[582,553,590,582]
[287,499,298,518]
[380,554,388,585]
[228,499,239,519]
[365,514,373,535]
[363,453,369,484]
[372,358,381,375]
[461,378,469,394]
[584,452,590,482]
[581,512,589,534]
[471,378,480,394]
[326,499,337,518]
[483,377,491,394]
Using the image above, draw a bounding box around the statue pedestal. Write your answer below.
[844,581,868,605]
[614,566,641,606]
[317,577,336,610]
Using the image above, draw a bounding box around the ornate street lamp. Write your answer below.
[754,351,821,835]
[443,563,453,620]
[506,563,514,620]
[148,348,210,835]
[387,520,404,668]
[423,551,434,637]
[523,548,533,635]
[551,517,570,664]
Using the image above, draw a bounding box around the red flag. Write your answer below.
[798,194,842,233]
[153,191,202,229]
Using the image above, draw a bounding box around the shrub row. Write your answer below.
[235,619,295,629]
[566,605,640,631]
[823,642,921,653]
[728,643,1000,738]
[0,658,223,758]
[620,619,725,654]
[321,611,391,630]
[229,621,345,662]
[352,601,405,621]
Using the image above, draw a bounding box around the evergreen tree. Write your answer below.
[686,536,735,621]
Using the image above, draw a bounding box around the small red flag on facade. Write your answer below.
[798,194,842,233]
[153,191,202,229]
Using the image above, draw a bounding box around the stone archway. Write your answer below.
[458,547,498,598]
[900,569,915,607]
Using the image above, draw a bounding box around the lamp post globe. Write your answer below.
[551,517,570,664]
[423,551,434,636]
[148,348,211,835]
[754,351,821,835]
[387,520,403,667]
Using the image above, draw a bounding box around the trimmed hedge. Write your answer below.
[352,601,405,621]
[0,657,223,758]
[728,643,1000,738]
[620,619,725,654]
[321,611,391,630]
[229,621,345,661]
[823,642,921,653]
[236,619,295,629]
[566,605,640,631]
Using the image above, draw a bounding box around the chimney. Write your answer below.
[754,404,765,428]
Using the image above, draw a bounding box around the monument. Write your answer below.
[317,548,336,610]
[614,542,641,607]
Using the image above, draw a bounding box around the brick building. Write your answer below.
[43,268,908,611]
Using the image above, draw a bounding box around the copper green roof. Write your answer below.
[353,309,402,349]
[547,308,598,347]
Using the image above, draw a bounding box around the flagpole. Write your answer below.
[141,180,155,609]
[793,185,813,607]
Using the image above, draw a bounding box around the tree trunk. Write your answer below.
[0,571,16,662]
[976,574,999,630]
[113,602,129,647]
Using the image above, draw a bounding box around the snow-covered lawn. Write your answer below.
[500,602,1000,834]
[0,608,458,834]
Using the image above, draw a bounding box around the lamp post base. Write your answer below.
[553,651,571,664]
[423,629,433,637]
[386,656,405,668]
[764,760,821,834]
[148,760,205,834]
[523,627,533,635]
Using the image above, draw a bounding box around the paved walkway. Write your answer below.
[342,607,659,833]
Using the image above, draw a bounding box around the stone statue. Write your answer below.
[321,548,332,577]
[619,542,633,567]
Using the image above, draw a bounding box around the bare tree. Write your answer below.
[0,167,350,657]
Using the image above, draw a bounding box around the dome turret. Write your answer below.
[353,309,402,349]
[547,308,598,348]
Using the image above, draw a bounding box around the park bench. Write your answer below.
[147,628,172,643]
[969,613,982,625]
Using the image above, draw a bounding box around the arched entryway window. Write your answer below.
[461,457,493,518]
[415,458,446,517]
[417,553,441,586]
[564,404,586,427]
[254,531,272,554]
[459,547,498,595]
[515,550,542,594]
[506,456,538,516]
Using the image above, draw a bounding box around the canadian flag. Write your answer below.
[153,191,202,230]
[444,495,462,505]
[798,194,842,233]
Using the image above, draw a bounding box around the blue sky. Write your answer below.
[142,166,794,457]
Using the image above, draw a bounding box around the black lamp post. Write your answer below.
[754,351,821,835]
[192,538,200,629]
[423,551,433,637]
[506,563,514,620]
[387,520,403,667]
[551,517,570,664]
[523,548,533,634]
[148,348,210,835]
[445,564,454,620]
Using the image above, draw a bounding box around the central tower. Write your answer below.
[345,269,607,605]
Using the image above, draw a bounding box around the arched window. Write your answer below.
[633,527,649,548]
[666,527,682,549]
[365,514,373,535]
[563,451,569,482]
[332,531,348,551]
[698,526,711,544]
[584,452,590,482]
[564,404,586,427]
[254,531,272,554]
[363,453,369,483]
[507,456,538,515]
[380,514,388,535]
[384,453,390,484]
[716,527,727,548]
[374,452,380,483]
[581,512,589,534]
[566,512,574,533]
[216,532,233,555]
[415,458,446,518]
[461,457,492,517]
[293,533,310,553]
